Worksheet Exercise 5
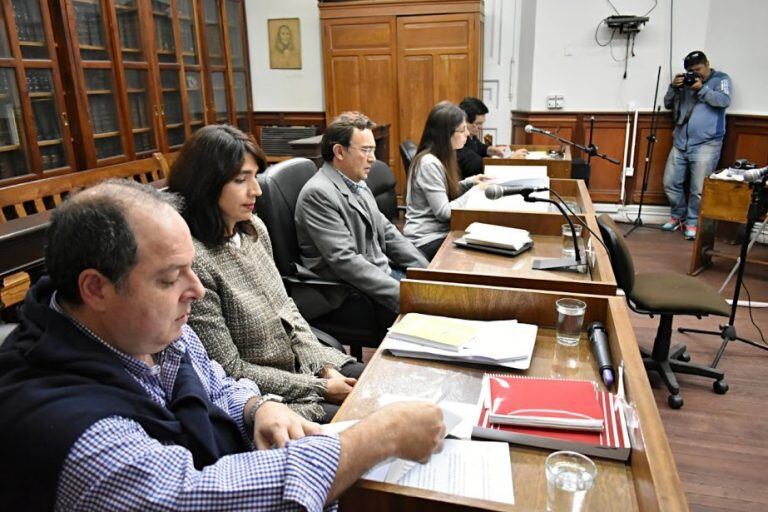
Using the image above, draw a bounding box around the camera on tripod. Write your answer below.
[682,71,701,87]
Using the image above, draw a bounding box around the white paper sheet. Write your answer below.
[366,439,515,505]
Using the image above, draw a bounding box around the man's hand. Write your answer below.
[691,76,703,91]
[672,73,685,88]
[252,401,321,449]
[370,402,445,463]
[488,145,506,157]
[512,148,529,157]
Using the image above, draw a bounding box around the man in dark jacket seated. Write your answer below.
[457,96,527,178]
[0,179,444,511]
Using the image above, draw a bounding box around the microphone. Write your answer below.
[743,166,768,183]
[485,184,549,200]
[587,321,615,388]
[524,124,552,136]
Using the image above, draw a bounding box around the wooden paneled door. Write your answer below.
[396,13,481,146]
[322,17,399,179]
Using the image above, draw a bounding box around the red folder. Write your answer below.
[473,374,631,461]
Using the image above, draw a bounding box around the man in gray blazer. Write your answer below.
[295,112,428,321]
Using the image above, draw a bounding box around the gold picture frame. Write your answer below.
[268,18,301,70]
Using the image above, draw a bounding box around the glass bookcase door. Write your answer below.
[27,69,68,170]
[72,0,109,61]
[226,0,244,68]
[152,0,177,64]
[179,0,199,65]
[232,71,248,132]
[185,70,204,133]
[202,0,225,67]
[160,69,185,148]
[84,69,123,160]
[13,0,49,59]
[211,71,229,123]
[124,69,157,155]
[114,0,144,62]
[0,69,30,180]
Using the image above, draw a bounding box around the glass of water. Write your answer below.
[555,298,586,346]
[561,223,583,258]
[545,451,597,512]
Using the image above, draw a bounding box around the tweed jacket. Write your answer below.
[189,215,354,421]
[295,163,429,313]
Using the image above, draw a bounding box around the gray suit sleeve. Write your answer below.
[297,187,403,312]
[381,213,429,269]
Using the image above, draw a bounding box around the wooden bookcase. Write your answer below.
[0,0,253,186]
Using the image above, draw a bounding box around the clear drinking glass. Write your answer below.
[561,223,583,258]
[545,451,597,512]
[555,298,586,346]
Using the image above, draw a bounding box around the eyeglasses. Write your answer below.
[348,145,376,156]
[453,124,469,134]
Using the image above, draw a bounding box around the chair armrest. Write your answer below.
[310,326,347,354]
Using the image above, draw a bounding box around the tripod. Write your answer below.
[677,176,768,367]
[625,66,665,237]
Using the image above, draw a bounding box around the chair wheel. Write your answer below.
[678,351,691,362]
[713,379,729,394]
[668,394,684,409]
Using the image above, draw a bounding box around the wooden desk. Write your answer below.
[408,190,617,296]
[484,145,572,179]
[335,281,686,511]
[689,178,767,275]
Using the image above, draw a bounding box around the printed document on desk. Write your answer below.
[365,439,515,505]
[463,166,550,212]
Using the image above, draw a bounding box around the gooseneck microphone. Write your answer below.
[587,321,615,388]
[484,184,549,200]
[524,124,552,136]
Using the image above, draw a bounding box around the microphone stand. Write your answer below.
[677,176,768,367]
[522,192,587,273]
[625,66,665,237]
[529,122,620,166]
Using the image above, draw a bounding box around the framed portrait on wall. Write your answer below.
[268,18,301,70]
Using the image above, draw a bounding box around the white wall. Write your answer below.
[704,0,768,114]
[246,0,767,115]
[246,0,324,111]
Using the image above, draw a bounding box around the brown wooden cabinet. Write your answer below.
[0,0,252,186]
[320,0,483,197]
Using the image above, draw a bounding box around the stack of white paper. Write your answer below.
[464,222,532,251]
[384,319,537,370]
[463,166,550,212]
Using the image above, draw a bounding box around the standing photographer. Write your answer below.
[661,51,731,240]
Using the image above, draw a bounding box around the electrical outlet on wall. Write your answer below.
[547,94,564,110]
[625,167,635,176]
[555,95,564,109]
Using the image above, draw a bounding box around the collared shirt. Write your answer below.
[51,295,341,512]
[335,168,368,196]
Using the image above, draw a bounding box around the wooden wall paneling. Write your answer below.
[720,115,768,167]
[580,114,626,203]
[630,116,674,205]
[323,16,400,187]
[396,13,478,145]
[510,111,578,146]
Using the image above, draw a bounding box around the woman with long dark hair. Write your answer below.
[168,125,362,423]
[404,102,490,259]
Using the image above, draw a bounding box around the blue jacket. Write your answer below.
[664,69,731,150]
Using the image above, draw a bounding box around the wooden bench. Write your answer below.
[0,152,176,310]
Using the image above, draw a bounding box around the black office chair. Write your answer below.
[366,160,399,223]
[597,214,729,409]
[399,140,417,177]
[256,158,388,359]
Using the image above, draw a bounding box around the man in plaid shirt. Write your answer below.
[0,180,444,511]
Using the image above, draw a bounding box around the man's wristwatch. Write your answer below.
[245,393,284,429]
